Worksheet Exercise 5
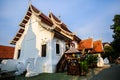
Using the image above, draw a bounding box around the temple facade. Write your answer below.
[0,4,80,77]
[0,4,104,77]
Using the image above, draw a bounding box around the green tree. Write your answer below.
[111,15,120,58]
[102,46,114,63]
[105,46,113,52]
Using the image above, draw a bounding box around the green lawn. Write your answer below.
[15,66,109,80]
[15,72,90,80]
[0,67,107,80]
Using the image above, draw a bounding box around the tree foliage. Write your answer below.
[104,46,113,54]
[111,15,120,57]
[103,46,114,58]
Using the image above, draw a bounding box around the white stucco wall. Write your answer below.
[14,14,53,61]
[13,13,67,74]
[13,14,54,73]
[50,38,66,72]
[34,38,66,73]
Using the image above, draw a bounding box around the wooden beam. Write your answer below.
[28,11,32,14]
[20,23,25,26]
[24,18,29,22]
[15,36,20,39]
[20,27,25,29]
[26,15,31,18]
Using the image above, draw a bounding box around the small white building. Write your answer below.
[1,4,80,77]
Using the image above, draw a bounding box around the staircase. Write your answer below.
[56,53,67,72]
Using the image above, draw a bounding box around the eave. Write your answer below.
[49,13,72,33]
[10,4,80,45]
[78,38,93,51]
[10,4,53,45]
[54,30,72,42]
[91,40,104,53]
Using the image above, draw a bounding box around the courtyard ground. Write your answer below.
[1,64,120,80]
[15,64,111,80]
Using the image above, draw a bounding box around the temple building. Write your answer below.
[78,38,93,51]
[78,38,103,53]
[1,4,80,77]
[0,4,104,77]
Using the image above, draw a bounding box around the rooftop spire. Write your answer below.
[28,0,32,5]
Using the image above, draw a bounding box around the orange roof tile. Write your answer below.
[0,45,14,59]
[92,40,104,53]
[78,38,93,50]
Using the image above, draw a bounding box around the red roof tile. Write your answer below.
[78,38,93,50]
[92,40,104,53]
[0,45,15,59]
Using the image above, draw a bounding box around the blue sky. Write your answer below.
[0,0,120,46]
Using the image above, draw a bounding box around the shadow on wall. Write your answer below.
[20,23,39,60]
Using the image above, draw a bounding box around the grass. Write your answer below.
[15,72,89,80]
[1,67,108,80]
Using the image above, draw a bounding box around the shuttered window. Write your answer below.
[41,44,46,57]
[56,44,60,54]
[17,49,21,59]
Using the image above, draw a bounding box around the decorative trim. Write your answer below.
[27,11,32,14]
[20,23,26,26]
[15,36,20,38]
[37,17,55,31]
[26,15,31,18]
[20,27,25,29]
[24,18,29,22]
[30,5,42,16]
[49,13,74,37]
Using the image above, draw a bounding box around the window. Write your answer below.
[71,43,75,48]
[56,44,60,54]
[66,43,70,51]
[17,49,21,59]
[41,44,46,57]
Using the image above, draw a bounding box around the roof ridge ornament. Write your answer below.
[37,18,55,31]
[50,13,62,25]
[49,13,74,36]
[29,4,42,16]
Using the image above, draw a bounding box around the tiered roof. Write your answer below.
[0,45,15,59]
[10,4,80,45]
[92,40,104,53]
[78,38,93,50]
[49,13,72,33]
[78,38,104,53]
[65,47,80,54]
